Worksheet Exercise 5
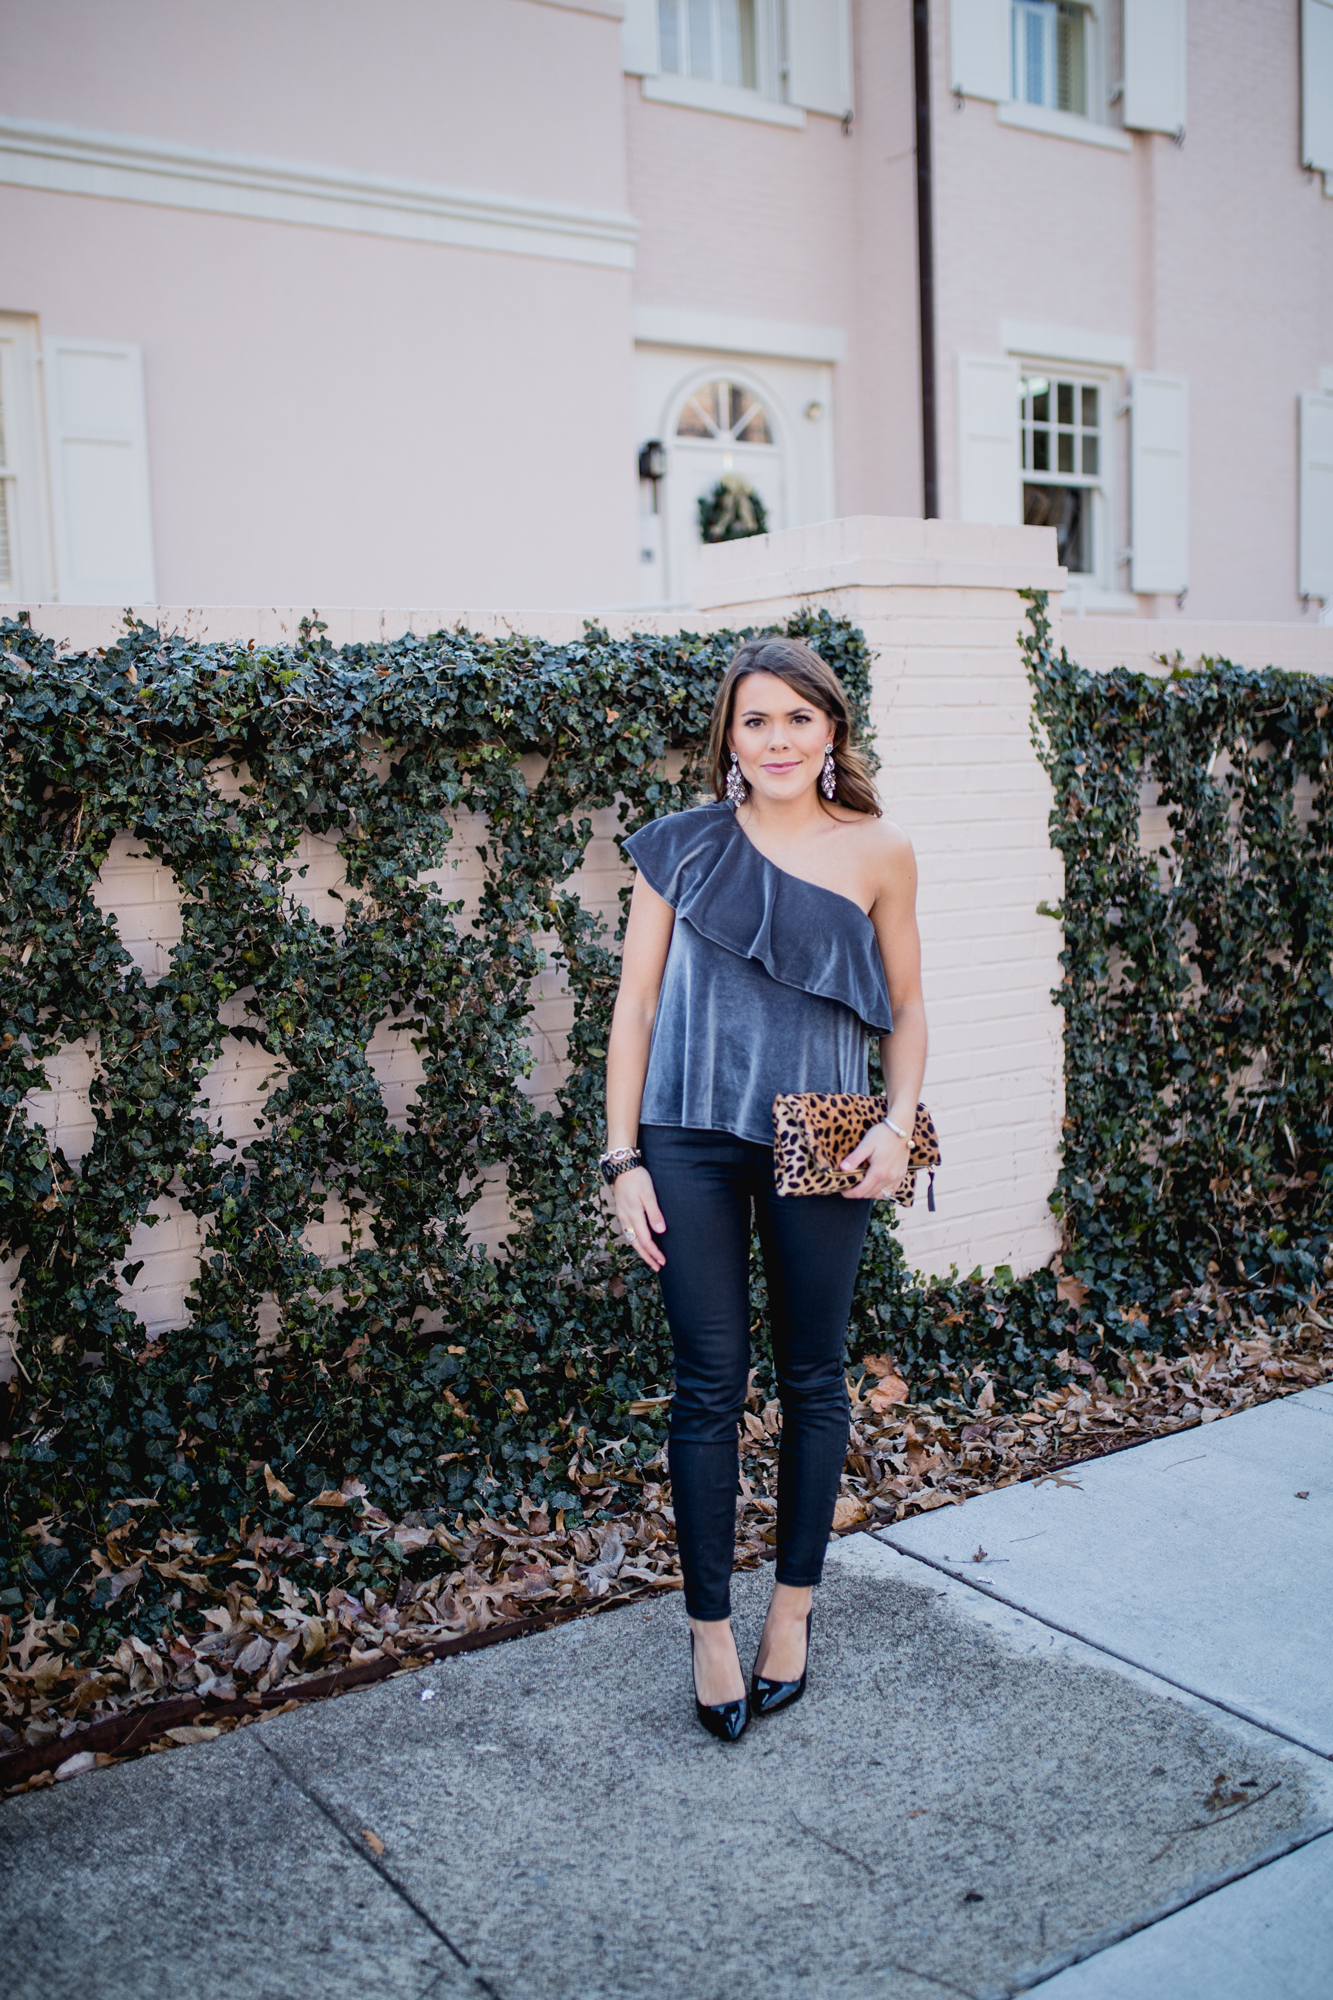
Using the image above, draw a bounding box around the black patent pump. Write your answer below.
[750,1610,812,1718]
[689,1632,749,1743]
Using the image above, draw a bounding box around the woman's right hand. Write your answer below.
[613,1165,666,1271]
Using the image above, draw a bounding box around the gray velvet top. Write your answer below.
[623,802,894,1147]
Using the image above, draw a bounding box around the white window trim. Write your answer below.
[997,99,1131,150]
[640,72,806,126]
[1015,354,1120,603]
[634,305,844,363]
[1001,319,1133,370]
[522,0,625,16]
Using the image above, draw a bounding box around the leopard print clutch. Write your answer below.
[772,1094,941,1206]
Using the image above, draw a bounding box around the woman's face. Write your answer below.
[727,671,833,805]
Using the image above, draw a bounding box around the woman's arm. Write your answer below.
[839,825,928,1198]
[604,872,675,1268]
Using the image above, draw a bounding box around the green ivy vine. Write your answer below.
[1023,592,1333,1321]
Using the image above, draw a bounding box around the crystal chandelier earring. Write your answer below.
[725,751,748,807]
[820,743,837,800]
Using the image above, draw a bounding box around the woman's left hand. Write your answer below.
[838,1121,909,1200]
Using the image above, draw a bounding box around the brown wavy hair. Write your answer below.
[705,636,881,817]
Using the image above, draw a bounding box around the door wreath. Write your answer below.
[698,473,768,542]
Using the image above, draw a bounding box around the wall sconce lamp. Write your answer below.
[638,439,665,515]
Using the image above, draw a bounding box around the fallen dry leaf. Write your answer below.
[361,1828,385,1856]
[54,1750,97,1781]
[263,1464,295,1504]
[868,1374,909,1413]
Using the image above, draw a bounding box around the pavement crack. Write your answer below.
[789,1808,879,1877]
[1148,1780,1281,1863]
[258,1735,503,1998]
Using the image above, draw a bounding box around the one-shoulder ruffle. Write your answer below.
[623,803,894,1036]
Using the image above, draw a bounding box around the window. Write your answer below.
[634,0,850,124]
[1019,371,1102,574]
[1011,1,1088,116]
[676,379,773,445]
[659,0,757,90]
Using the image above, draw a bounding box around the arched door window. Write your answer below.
[675,380,773,447]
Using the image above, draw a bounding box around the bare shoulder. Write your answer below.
[835,809,915,877]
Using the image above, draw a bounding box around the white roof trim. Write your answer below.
[1000,320,1134,369]
[0,114,638,271]
[634,305,845,363]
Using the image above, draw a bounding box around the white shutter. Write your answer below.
[1299,392,1333,600]
[948,0,1010,103]
[1302,0,1333,172]
[957,355,1020,525]
[621,0,659,76]
[1122,0,1187,135]
[1130,372,1189,596]
[44,337,156,605]
[786,0,852,118]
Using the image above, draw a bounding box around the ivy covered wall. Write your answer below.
[2,598,1330,1635]
[1,608,931,1615]
[1025,595,1333,1323]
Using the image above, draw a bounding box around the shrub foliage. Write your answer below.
[1024,593,1333,1320]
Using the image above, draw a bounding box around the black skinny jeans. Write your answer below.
[640,1124,871,1622]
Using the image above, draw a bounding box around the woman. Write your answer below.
[601,636,927,1742]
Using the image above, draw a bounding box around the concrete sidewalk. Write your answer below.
[3,1389,1330,1999]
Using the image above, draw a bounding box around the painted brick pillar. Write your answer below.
[693,516,1068,1282]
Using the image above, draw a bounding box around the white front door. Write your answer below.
[634,351,834,607]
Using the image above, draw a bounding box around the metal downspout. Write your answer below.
[912,0,939,519]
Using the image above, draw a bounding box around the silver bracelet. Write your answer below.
[881,1116,909,1141]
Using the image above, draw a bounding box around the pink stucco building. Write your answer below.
[1,0,1330,620]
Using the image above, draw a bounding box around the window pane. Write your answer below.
[1032,428,1050,473]
[676,395,713,438]
[736,406,772,445]
[1081,433,1099,476]
[727,385,774,443]
[658,0,681,73]
[738,0,757,87]
[688,0,713,78]
[1056,382,1073,425]
[1081,384,1099,428]
[1024,482,1089,572]
[1057,430,1075,473]
[719,0,753,87]
[1013,1,1057,109]
[1031,382,1050,424]
[1056,4,1086,116]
